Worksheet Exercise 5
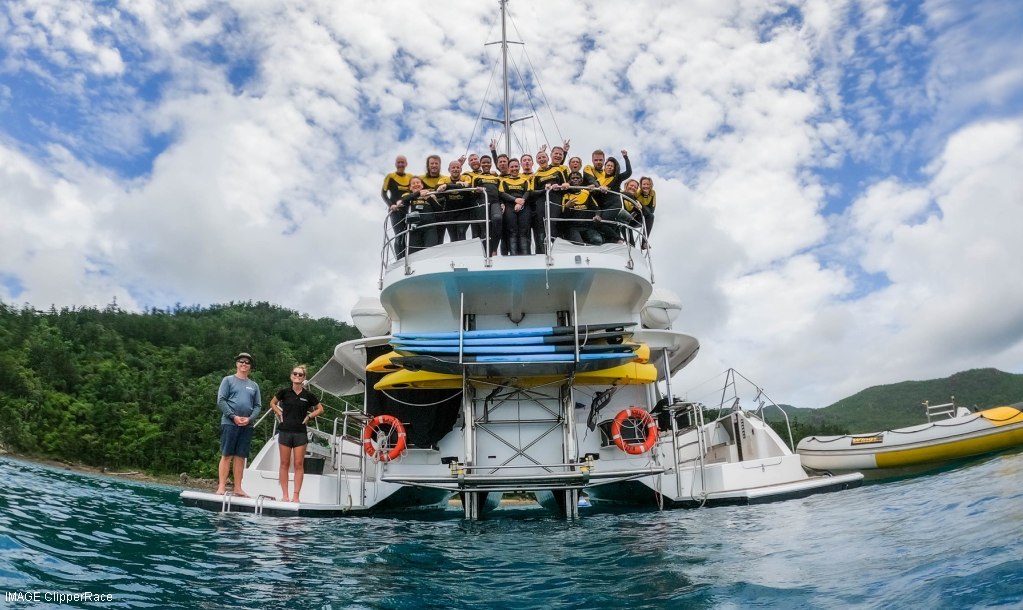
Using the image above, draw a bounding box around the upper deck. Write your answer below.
[377,191,655,334]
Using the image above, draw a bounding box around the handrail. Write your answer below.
[544,186,653,279]
[720,368,797,451]
[666,400,708,504]
[378,184,654,284]
[924,398,957,422]
[379,189,494,280]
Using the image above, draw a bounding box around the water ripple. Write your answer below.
[1,453,1022,609]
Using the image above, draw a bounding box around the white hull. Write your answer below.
[183,168,865,518]
[180,432,456,516]
[582,406,861,508]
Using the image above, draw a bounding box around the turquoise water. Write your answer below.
[1,454,1021,609]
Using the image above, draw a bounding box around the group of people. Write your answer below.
[380,140,658,257]
[216,352,324,502]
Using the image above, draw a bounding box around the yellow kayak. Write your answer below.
[373,361,659,390]
[366,351,401,373]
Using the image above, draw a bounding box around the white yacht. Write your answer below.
[181,0,862,518]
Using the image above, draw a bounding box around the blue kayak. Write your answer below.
[391,329,626,347]
[393,322,635,341]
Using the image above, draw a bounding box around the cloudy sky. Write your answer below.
[1,0,1021,408]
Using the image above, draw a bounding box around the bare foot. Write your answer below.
[235,490,250,498]
[290,495,300,503]
[216,488,226,495]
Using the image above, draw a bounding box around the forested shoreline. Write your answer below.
[0,300,359,478]
[3,299,1018,479]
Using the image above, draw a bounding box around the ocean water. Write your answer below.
[1,454,1021,610]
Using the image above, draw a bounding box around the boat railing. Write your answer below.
[380,187,495,279]
[924,399,957,422]
[715,368,797,450]
[377,185,655,285]
[328,409,373,507]
[543,187,653,281]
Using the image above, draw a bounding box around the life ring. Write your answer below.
[362,415,407,462]
[612,407,658,455]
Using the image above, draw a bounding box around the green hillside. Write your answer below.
[774,368,1023,436]
[0,300,359,477]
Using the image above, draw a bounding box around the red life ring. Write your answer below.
[612,407,658,455]
[362,415,407,462]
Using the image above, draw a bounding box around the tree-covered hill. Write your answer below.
[0,300,359,477]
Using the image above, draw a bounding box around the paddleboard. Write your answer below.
[394,343,638,355]
[393,322,635,341]
[390,329,627,347]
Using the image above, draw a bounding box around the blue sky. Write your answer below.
[1,0,1021,408]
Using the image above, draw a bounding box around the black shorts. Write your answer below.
[278,430,308,448]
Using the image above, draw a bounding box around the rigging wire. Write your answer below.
[506,6,564,147]
[466,9,504,155]
[507,53,547,154]
[466,60,500,160]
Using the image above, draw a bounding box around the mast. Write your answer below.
[483,0,530,156]
[500,0,511,154]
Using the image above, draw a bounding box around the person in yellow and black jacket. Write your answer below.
[568,155,584,177]
[592,151,636,244]
[420,155,445,244]
[400,176,442,254]
[528,149,568,253]
[436,160,475,242]
[520,153,535,180]
[551,142,570,171]
[499,158,532,255]
[381,155,412,258]
[621,179,646,246]
[636,176,657,245]
[471,155,504,256]
[582,149,605,187]
[559,171,604,245]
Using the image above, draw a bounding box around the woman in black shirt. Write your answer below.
[269,365,325,502]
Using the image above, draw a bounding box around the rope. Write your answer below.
[379,389,463,407]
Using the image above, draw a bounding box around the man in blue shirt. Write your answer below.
[216,352,262,496]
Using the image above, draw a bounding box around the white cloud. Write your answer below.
[1,0,1021,409]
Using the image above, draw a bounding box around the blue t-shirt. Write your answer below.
[217,375,262,426]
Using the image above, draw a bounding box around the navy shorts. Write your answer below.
[278,430,308,448]
[221,424,255,457]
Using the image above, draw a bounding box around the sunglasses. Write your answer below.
[291,371,305,377]
[236,360,252,365]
